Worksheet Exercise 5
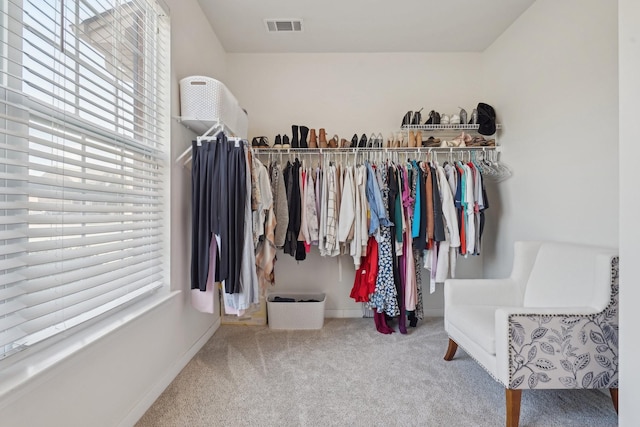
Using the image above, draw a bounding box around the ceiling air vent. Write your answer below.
[265,19,303,33]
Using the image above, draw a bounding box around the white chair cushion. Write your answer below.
[445,304,500,355]
[524,243,602,308]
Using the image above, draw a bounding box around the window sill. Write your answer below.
[0,288,180,406]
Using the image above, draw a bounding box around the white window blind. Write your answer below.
[0,0,170,359]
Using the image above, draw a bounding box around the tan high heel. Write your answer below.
[415,130,422,147]
[408,131,416,148]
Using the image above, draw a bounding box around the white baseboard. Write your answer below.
[325,309,365,318]
[119,317,221,427]
[325,309,444,318]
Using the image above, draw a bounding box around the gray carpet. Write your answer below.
[135,318,617,427]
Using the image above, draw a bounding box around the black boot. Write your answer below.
[291,125,299,148]
[299,126,309,149]
[274,134,282,149]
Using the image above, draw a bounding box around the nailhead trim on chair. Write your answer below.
[506,256,619,389]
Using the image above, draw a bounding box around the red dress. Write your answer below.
[350,236,379,303]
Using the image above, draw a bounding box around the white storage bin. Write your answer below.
[179,76,248,138]
[267,293,326,330]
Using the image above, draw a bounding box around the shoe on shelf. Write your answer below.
[424,136,441,147]
[415,130,422,147]
[386,133,394,148]
[368,133,376,148]
[459,108,468,125]
[450,114,461,125]
[450,133,466,147]
[299,126,309,148]
[408,131,416,148]
[274,134,284,149]
[251,136,269,148]
[411,108,423,125]
[358,134,367,148]
[425,110,435,125]
[376,133,384,148]
[469,108,478,125]
[328,134,339,148]
[351,133,358,148]
[282,135,291,148]
[401,111,413,127]
[291,125,299,149]
[309,129,318,148]
[340,138,349,148]
[440,114,450,125]
[434,112,441,125]
[319,128,328,148]
[396,132,404,148]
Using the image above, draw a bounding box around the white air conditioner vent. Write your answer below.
[265,19,303,32]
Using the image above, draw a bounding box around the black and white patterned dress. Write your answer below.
[369,164,400,317]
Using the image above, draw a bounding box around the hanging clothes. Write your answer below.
[190,134,246,294]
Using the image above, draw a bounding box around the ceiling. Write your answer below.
[197,0,536,53]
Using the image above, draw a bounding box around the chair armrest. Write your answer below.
[444,278,521,307]
[494,306,619,390]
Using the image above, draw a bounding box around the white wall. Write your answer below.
[481,0,619,278]
[618,0,640,425]
[0,2,226,426]
[226,52,485,316]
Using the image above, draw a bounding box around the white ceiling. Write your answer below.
[197,0,536,53]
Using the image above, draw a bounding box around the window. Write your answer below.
[0,0,170,359]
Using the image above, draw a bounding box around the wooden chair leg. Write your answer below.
[610,388,618,413]
[444,338,458,361]
[506,389,522,427]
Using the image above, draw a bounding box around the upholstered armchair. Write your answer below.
[443,241,618,427]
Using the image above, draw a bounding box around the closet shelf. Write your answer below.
[401,123,502,131]
[253,146,501,154]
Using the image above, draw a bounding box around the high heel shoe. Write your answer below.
[415,130,422,147]
[469,108,478,125]
[408,131,416,148]
[358,134,367,148]
[440,114,450,125]
[401,111,413,127]
[386,133,394,148]
[425,110,435,125]
[411,108,423,125]
[351,133,358,148]
[459,108,468,125]
[368,133,376,148]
